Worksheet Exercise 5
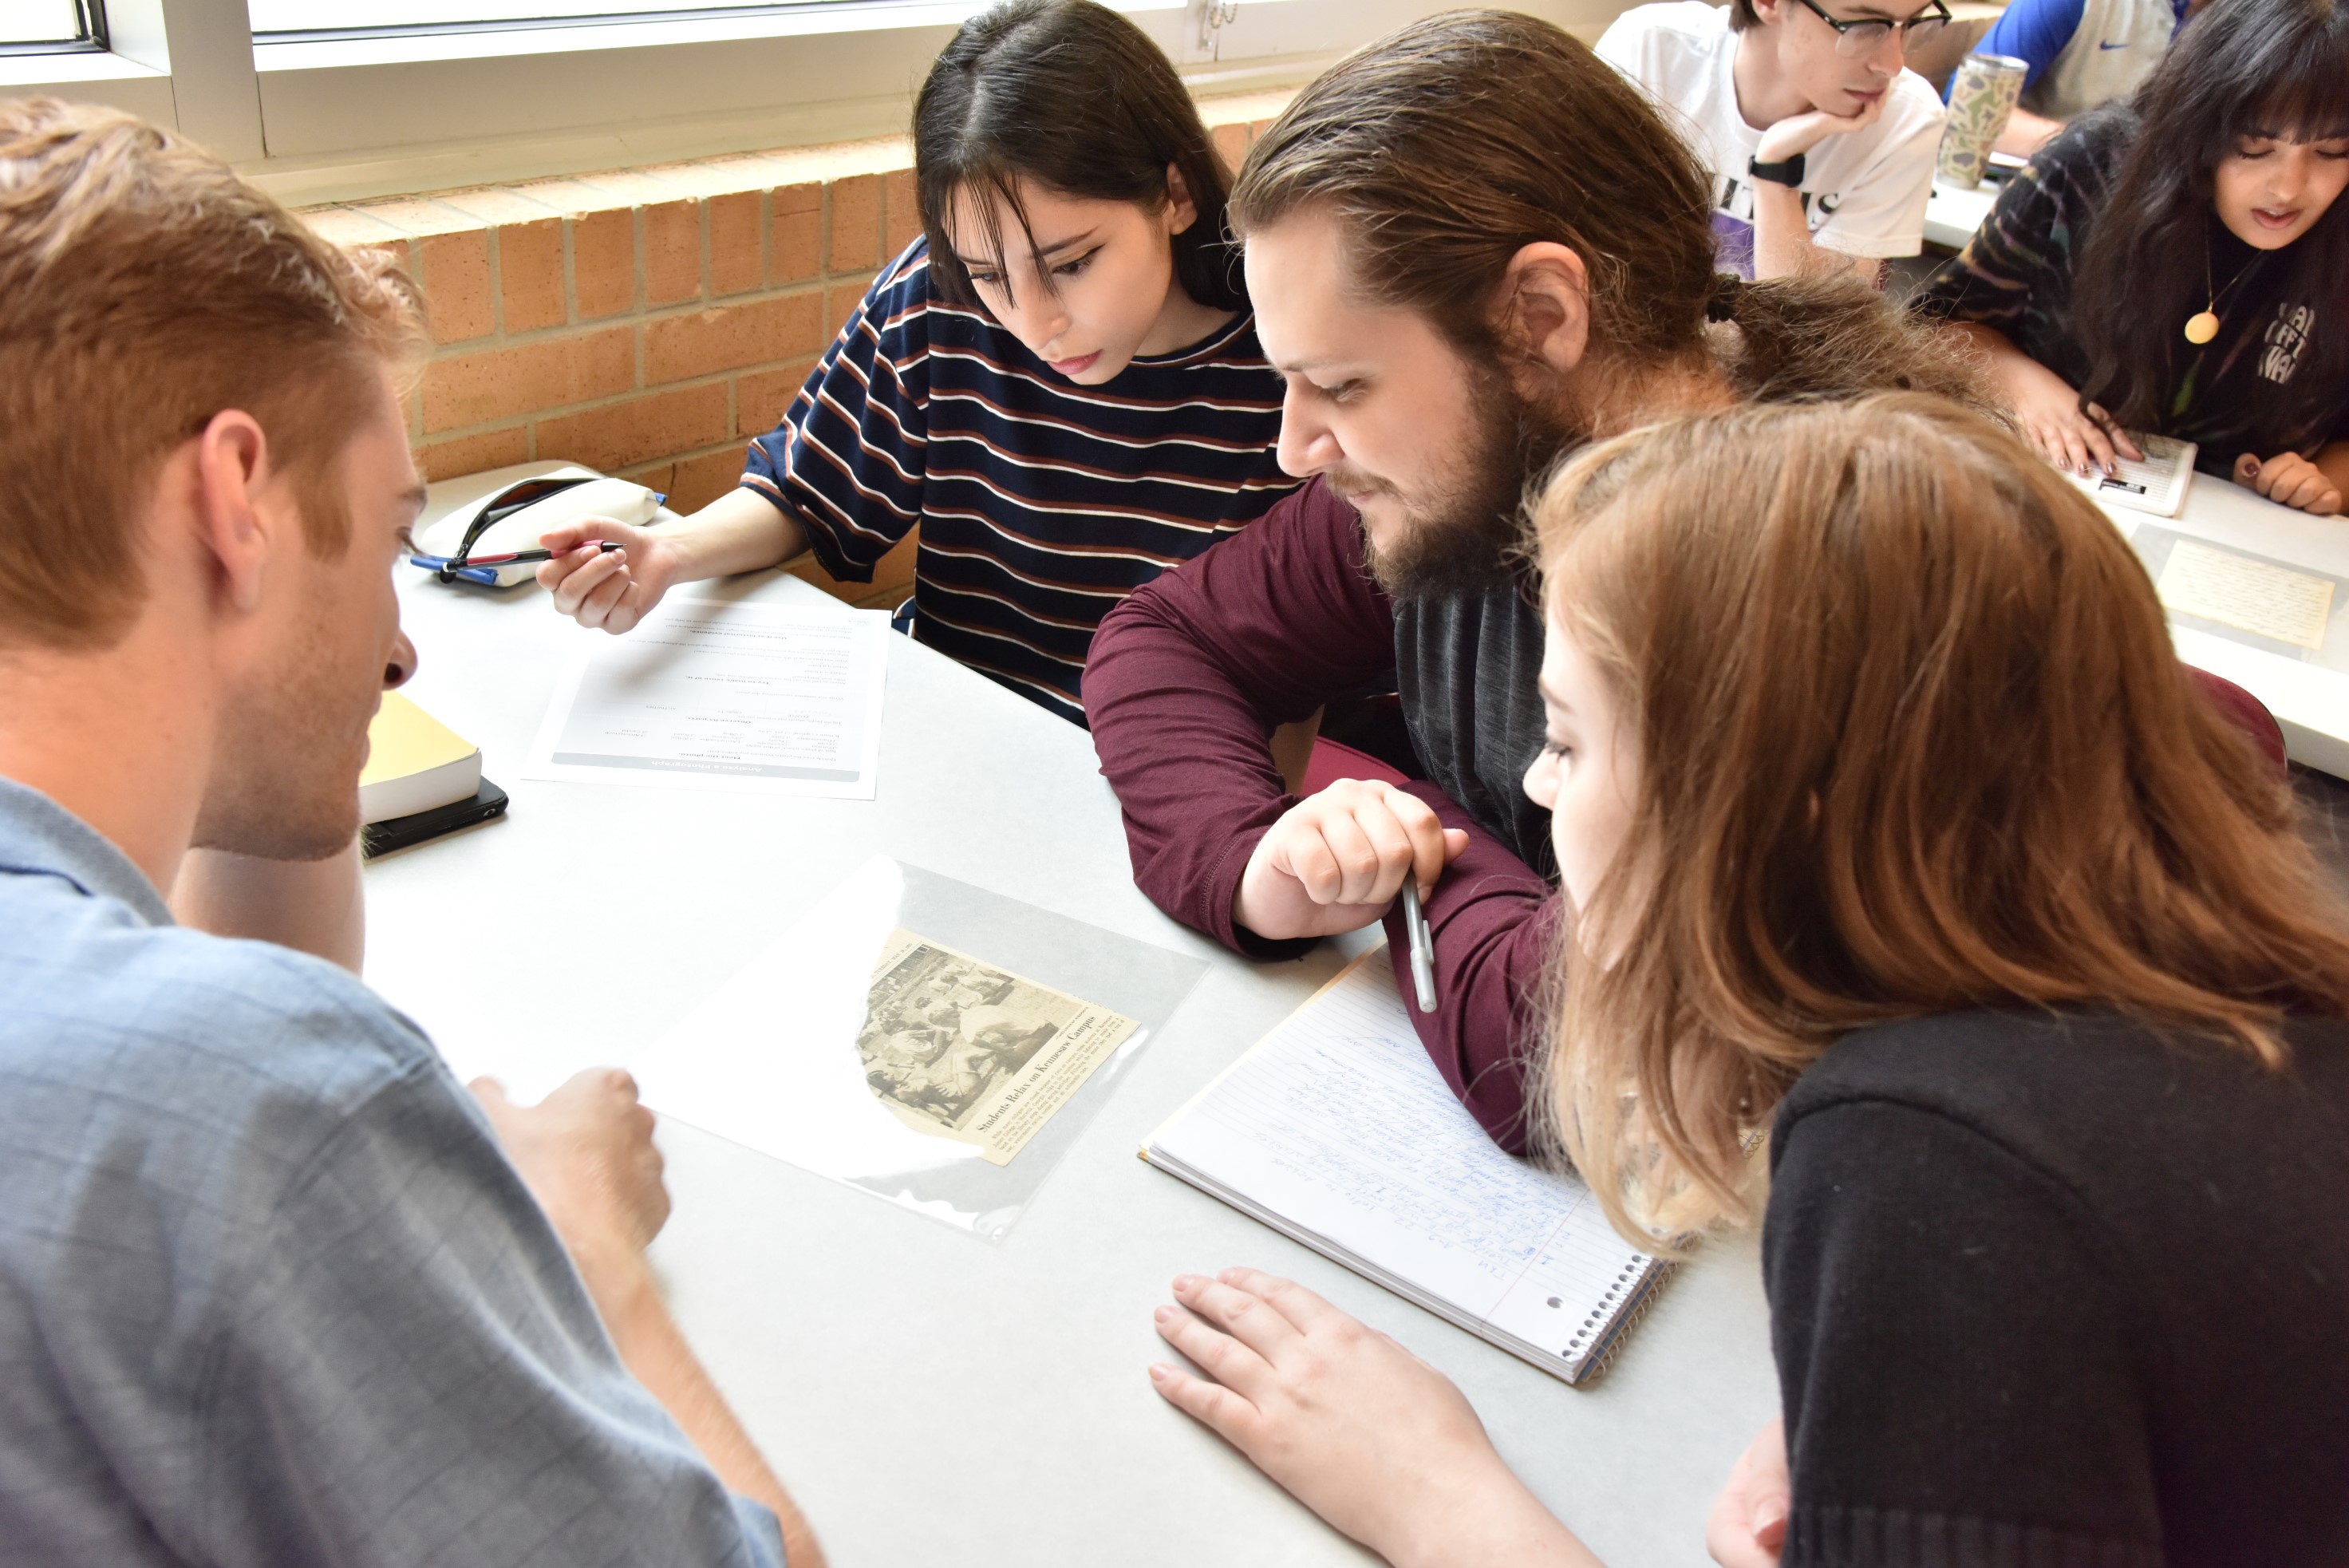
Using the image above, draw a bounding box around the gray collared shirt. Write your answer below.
[0,777,784,1567]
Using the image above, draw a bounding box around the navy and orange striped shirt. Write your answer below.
[742,239,1297,723]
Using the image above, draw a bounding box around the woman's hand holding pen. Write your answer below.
[1234,779,1467,942]
[538,515,680,633]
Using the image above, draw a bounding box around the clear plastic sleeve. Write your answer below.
[622,855,1206,1241]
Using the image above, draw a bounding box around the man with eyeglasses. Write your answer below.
[1597,0,1951,280]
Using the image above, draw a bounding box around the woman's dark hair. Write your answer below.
[1232,10,1988,414]
[913,0,1243,311]
[2071,0,2349,436]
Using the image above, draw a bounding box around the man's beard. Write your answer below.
[1350,367,1577,598]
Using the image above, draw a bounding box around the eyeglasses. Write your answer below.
[417,475,598,584]
[1790,0,1951,57]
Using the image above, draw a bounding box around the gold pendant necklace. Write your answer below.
[2185,240,2254,346]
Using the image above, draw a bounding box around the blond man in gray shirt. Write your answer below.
[0,99,820,1568]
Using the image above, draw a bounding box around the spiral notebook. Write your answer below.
[1142,948,1671,1384]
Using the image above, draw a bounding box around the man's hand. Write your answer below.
[1705,1420,1790,1567]
[1748,96,1887,280]
[537,516,680,633]
[1753,90,1887,166]
[2235,451,2345,515]
[1150,1269,1598,1568]
[476,1070,827,1565]
[1993,105,2063,159]
[470,1068,670,1309]
[1234,779,1468,941]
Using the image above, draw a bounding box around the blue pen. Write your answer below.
[409,555,502,585]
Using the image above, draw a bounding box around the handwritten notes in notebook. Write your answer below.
[1144,950,1666,1383]
[2158,539,2338,651]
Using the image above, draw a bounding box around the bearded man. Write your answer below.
[1084,9,1995,1151]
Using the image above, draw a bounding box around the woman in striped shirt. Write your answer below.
[538,0,1296,722]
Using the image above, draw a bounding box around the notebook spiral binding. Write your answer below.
[1574,1258,1681,1384]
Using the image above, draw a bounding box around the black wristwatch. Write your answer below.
[1747,152,1806,188]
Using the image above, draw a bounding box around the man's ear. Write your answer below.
[189,410,279,616]
[1165,162,1199,237]
[1497,240,1593,384]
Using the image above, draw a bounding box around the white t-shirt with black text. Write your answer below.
[1596,0,1944,276]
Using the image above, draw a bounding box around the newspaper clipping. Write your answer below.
[855,929,1140,1166]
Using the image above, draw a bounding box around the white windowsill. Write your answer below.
[0,49,168,86]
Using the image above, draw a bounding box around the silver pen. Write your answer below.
[1401,880,1437,1013]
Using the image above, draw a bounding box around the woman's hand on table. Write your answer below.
[1234,779,1468,941]
[2235,452,2346,515]
[1704,1420,1790,1567]
[2003,359,2142,479]
[1148,1268,1601,1568]
[537,515,680,633]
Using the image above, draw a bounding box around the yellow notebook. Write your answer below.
[360,693,481,824]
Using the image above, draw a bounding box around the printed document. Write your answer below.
[2073,432,2196,518]
[857,928,1139,1166]
[526,598,888,798]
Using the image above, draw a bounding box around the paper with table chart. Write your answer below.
[2157,538,2338,651]
[1143,948,1671,1384]
[525,597,888,798]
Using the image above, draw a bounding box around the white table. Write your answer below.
[1923,176,1999,251]
[359,485,1779,1566]
[2103,476,2349,779]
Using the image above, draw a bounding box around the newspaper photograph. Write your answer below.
[855,928,1140,1166]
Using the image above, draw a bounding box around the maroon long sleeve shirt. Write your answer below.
[1085,478,1559,1152]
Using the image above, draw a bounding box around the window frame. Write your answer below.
[0,0,108,53]
[4,0,1606,205]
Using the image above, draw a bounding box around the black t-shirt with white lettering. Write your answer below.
[1913,110,2347,474]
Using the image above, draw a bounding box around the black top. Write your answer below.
[1912,110,2349,475]
[1393,581,1557,878]
[1765,1008,2349,1566]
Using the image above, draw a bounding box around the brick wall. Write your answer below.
[300,89,1296,609]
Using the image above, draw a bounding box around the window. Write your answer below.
[0,0,103,51]
[6,0,1475,204]
[247,0,871,40]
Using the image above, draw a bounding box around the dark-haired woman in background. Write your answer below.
[538,0,1293,721]
[1914,0,2348,514]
